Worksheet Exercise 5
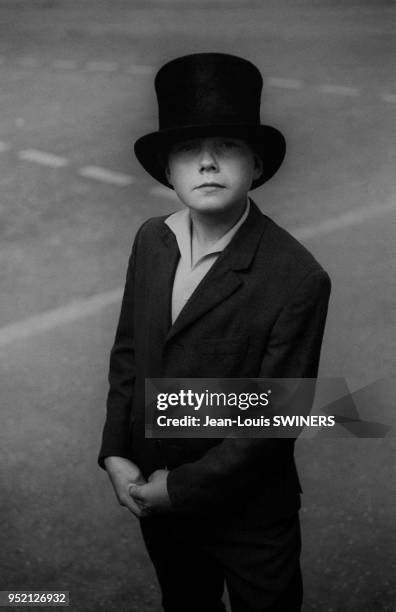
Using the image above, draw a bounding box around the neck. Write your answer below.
[190,198,248,247]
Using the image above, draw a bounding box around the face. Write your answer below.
[165,136,262,215]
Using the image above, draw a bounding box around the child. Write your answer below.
[99,53,331,612]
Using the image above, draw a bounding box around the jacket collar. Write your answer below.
[153,198,268,344]
[164,198,251,269]
[159,198,267,271]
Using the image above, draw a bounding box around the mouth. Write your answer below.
[194,182,225,190]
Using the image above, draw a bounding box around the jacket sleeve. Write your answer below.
[97,223,146,469]
[166,268,332,512]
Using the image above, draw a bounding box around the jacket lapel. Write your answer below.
[146,226,180,353]
[165,259,242,344]
[158,199,268,344]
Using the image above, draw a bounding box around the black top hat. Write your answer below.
[134,53,286,190]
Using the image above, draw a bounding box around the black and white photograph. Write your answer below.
[0,1,395,611]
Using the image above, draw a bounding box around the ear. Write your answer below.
[252,154,263,180]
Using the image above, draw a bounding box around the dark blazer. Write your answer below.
[98,199,331,528]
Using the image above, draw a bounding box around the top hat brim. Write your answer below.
[134,123,286,190]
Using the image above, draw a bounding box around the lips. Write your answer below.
[195,182,225,189]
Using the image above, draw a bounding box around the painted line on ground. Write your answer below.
[79,165,135,186]
[318,84,359,96]
[1,56,395,106]
[85,61,118,72]
[125,64,155,75]
[52,59,77,70]
[2,143,136,187]
[267,77,303,89]
[1,197,395,346]
[0,289,123,348]
[292,199,396,240]
[381,93,396,104]
[18,149,69,168]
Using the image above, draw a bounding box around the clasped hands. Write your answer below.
[104,456,172,518]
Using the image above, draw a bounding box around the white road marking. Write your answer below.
[86,61,118,72]
[18,149,69,168]
[318,84,359,96]
[17,57,41,68]
[292,199,396,241]
[125,64,155,75]
[267,77,303,89]
[0,141,10,152]
[52,59,77,70]
[79,165,135,186]
[149,185,179,200]
[1,198,395,346]
[4,53,396,110]
[381,93,396,104]
[0,289,123,348]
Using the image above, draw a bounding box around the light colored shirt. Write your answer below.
[165,199,250,323]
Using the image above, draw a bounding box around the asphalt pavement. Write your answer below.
[0,2,395,611]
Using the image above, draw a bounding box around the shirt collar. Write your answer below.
[165,198,250,269]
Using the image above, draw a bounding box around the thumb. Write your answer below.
[129,483,145,501]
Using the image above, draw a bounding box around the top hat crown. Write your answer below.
[134,53,286,190]
[155,53,262,130]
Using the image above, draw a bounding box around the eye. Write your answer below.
[174,141,198,153]
[219,140,240,150]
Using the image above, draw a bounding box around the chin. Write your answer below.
[192,194,236,210]
[192,202,230,214]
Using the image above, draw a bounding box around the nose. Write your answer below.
[198,143,218,173]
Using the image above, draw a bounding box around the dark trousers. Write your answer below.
[140,512,302,612]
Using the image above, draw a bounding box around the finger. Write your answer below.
[128,484,149,507]
[129,483,146,502]
[129,484,150,510]
[128,484,154,516]
[122,495,144,518]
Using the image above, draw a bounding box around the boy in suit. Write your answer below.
[99,53,331,611]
